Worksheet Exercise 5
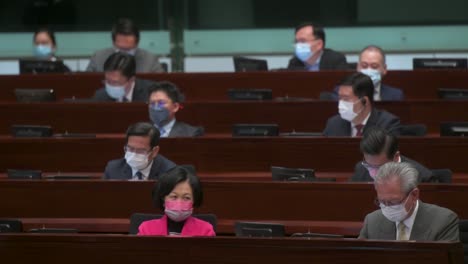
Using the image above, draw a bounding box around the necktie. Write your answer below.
[355,124,364,137]
[398,222,408,240]
[135,171,143,180]
[158,127,166,137]
[122,97,129,102]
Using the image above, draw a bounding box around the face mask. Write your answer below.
[149,106,170,127]
[125,151,150,170]
[105,83,126,100]
[165,200,193,222]
[116,48,137,56]
[338,100,361,122]
[380,195,412,222]
[361,68,382,87]
[367,167,379,179]
[295,43,313,62]
[34,45,53,58]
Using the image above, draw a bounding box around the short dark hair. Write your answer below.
[103,52,136,79]
[112,18,140,43]
[295,22,326,46]
[125,122,160,148]
[338,72,375,104]
[360,127,399,159]
[360,45,386,64]
[148,81,185,103]
[152,166,203,210]
[33,28,57,46]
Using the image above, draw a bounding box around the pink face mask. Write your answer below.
[164,200,193,222]
[368,167,379,179]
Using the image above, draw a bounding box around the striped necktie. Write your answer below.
[398,222,408,240]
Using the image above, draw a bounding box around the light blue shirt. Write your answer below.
[156,118,176,138]
[305,51,323,72]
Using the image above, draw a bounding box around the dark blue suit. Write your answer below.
[322,108,401,137]
[103,154,176,180]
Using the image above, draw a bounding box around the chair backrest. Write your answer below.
[129,213,217,235]
[400,124,427,136]
[0,219,23,233]
[458,220,468,264]
[431,169,453,183]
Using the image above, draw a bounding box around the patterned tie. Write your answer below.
[135,171,143,180]
[355,124,364,137]
[398,222,408,240]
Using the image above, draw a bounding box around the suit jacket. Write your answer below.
[359,201,459,241]
[323,108,401,137]
[86,47,164,73]
[92,78,155,102]
[103,154,176,180]
[350,156,434,183]
[138,215,216,236]
[331,84,404,101]
[287,48,348,71]
[168,121,204,137]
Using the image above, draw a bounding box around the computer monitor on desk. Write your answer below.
[413,58,467,69]
[19,59,69,74]
[438,88,468,100]
[233,56,268,72]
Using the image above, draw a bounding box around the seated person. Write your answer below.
[138,166,216,236]
[287,22,347,71]
[92,52,155,102]
[331,45,404,101]
[351,127,433,182]
[86,18,164,73]
[148,82,204,137]
[359,162,459,241]
[104,122,176,180]
[32,28,70,71]
[323,72,401,137]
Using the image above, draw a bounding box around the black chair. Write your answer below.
[0,219,23,233]
[400,124,427,136]
[128,213,217,235]
[234,221,285,237]
[459,220,468,264]
[431,169,453,183]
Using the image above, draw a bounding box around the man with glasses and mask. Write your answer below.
[359,162,459,241]
[104,122,176,180]
[351,127,433,182]
[287,22,348,71]
[92,52,156,102]
[323,72,401,137]
[87,18,164,73]
[147,82,204,137]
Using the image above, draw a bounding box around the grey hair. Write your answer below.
[374,162,419,193]
[359,45,386,64]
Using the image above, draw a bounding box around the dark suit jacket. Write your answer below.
[86,48,164,73]
[323,108,401,136]
[168,121,204,137]
[92,78,155,102]
[287,48,348,71]
[103,154,176,180]
[359,202,459,241]
[350,155,434,183]
[331,84,404,101]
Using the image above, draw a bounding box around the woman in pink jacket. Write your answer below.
[138,166,215,236]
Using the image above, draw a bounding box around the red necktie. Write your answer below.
[355,124,364,137]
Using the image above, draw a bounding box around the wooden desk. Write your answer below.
[0,234,462,264]
[0,101,467,134]
[1,137,467,173]
[1,70,468,101]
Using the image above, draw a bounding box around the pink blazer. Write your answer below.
[138,215,216,236]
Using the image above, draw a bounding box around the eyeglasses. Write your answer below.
[361,160,382,171]
[124,145,153,155]
[374,190,413,207]
[148,101,167,109]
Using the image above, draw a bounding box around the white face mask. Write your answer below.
[338,100,361,122]
[125,151,150,170]
[360,68,382,88]
[379,194,412,222]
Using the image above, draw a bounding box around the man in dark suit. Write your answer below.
[287,23,347,71]
[357,45,404,101]
[323,72,401,137]
[104,122,176,180]
[351,127,433,182]
[148,82,204,137]
[359,162,459,241]
[86,18,164,73]
[92,52,155,102]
